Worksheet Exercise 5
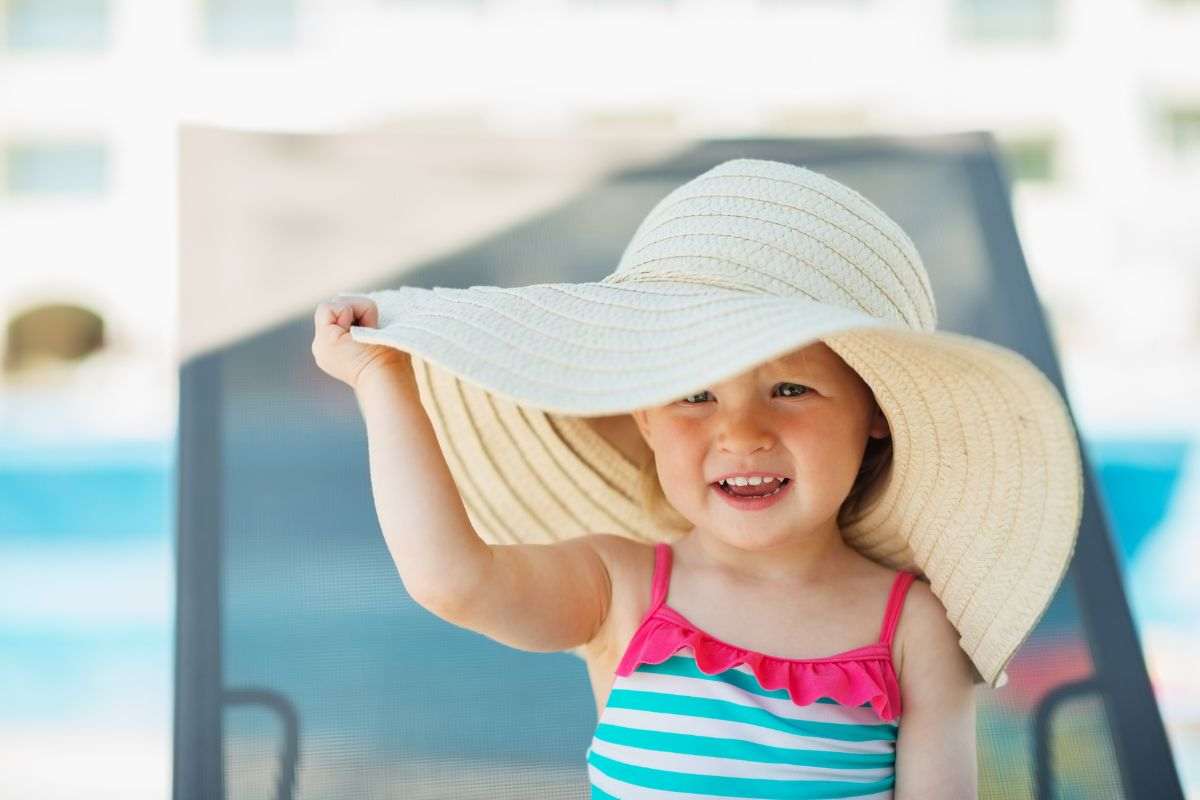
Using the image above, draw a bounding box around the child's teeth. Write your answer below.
[721,476,783,486]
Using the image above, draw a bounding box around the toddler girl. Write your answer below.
[311,158,1084,799]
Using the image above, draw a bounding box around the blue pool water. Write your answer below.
[1,433,1196,790]
[1087,437,1191,569]
[0,437,172,543]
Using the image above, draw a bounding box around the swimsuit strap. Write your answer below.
[878,570,918,648]
[649,541,673,611]
[651,542,915,650]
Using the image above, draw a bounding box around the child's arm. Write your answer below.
[352,363,493,606]
[353,362,616,654]
[891,581,979,799]
[313,296,613,655]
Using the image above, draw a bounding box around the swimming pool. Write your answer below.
[2,434,1196,798]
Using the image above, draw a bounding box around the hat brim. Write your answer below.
[348,279,1083,691]
[823,326,1083,690]
[349,280,892,416]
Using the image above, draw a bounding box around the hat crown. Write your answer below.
[602,158,938,332]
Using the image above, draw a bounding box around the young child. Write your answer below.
[311,158,1083,799]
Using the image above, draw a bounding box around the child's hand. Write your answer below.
[311,295,412,390]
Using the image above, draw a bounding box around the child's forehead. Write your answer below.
[764,342,834,372]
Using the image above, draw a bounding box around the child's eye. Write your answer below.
[777,382,810,398]
[677,383,811,404]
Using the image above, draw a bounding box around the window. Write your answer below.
[2,0,109,51]
[998,135,1056,183]
[1161,104,1200,160]
[3,140,109,196]
[952,0,1057,42]
[203,0,296,50]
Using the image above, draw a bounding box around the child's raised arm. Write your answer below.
[312,297,615,655]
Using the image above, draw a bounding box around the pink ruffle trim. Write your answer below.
[616,606,902,723]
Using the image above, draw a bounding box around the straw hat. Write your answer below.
[345,157,1084,689]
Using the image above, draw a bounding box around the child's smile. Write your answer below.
[711,473,795,510]
[631,339,890,560]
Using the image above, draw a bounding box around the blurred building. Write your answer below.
[4,4,1200,799]
[1,0,1198,440]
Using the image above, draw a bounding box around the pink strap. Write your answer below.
[650,541,914,649]
[878,571,917,647]
[650,542,672,610]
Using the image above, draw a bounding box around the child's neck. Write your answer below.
[675,520,859,586]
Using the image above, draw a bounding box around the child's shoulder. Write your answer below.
[828,553,944,684]
[582,533,657,602]
[575,534,658,660]
[886,570,970,687]
[580,532,655,572]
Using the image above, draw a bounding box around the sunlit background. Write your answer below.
[2,0,1199,797]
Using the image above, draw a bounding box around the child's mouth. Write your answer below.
[715,477,790,496]
[711,478,792,510]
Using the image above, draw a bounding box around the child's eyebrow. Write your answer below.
[770,353,826,376]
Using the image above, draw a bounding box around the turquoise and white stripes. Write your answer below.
[587,652,898,799]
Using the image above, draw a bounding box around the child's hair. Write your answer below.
[635,349,894,535]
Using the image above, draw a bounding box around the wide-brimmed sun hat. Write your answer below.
[344,157,1084,689]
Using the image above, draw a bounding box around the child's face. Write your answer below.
[631,340,889,548]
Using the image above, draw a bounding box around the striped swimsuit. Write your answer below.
[587,541,917,799]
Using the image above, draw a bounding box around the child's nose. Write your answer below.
[715,415,777,453]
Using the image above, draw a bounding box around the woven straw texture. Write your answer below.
[347,157,1085,690]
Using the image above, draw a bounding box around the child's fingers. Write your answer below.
[313,297,379,367]
[315,302,346,327]
[314,302,336,328]
[313,303,351,344]
[360,302,379,329]
[329,295,379,329]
